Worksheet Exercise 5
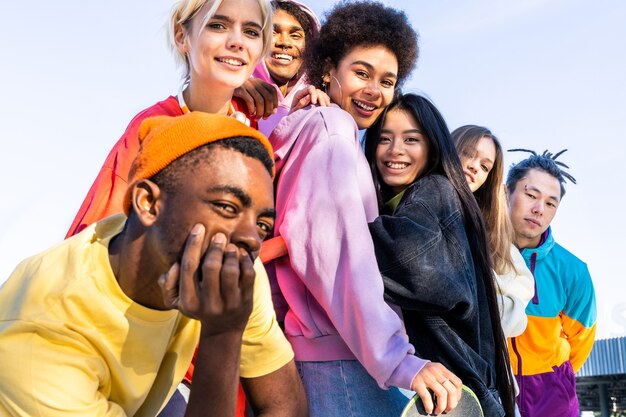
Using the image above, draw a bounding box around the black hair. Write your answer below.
[303,0,418,89]
[365,93,516,417]
[272,0,313,41]
[151,136,274,196]
[506,149,575,198]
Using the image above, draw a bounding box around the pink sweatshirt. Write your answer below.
[268,104,428,390]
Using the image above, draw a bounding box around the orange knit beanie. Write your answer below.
[123,112,274,215]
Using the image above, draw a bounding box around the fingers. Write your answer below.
[233,86,256,116]
[167,227,255,334]
[413,382,435,415]
[290,94,311,114]
[434,365,463,409]
[411,362,462,415]
[238,248,255,306]
[445,371,463,404]
[194,234,256,334]
[177,223,207,315]
[233,79,278,120]
[199,232,228,312]
[213,245,255,322]
[252,79,278,119]
[159,262,181,309]
[290,86,332,114]
[217,244,241,310]
[306,86,331,107]
[317,90,331,107]
[306,86,319,105]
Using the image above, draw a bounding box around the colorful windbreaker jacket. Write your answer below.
[508,227,596,376]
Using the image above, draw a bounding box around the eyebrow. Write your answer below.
[525,184,560,202]
[206,185,276,216]
[259,208,276,219]
[207,185,251,207]
[212,14,263,31]
[274,23,304,32]
[380,128,423,135]
[350,60,397,79]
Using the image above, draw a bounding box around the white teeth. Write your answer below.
[386,162,408,169]
[217,58,244,66]
[353,100,375,111]
[273,53,293,61]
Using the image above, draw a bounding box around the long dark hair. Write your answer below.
[365,93,516,416]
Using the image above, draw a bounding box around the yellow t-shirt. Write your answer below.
[0,215,293,417]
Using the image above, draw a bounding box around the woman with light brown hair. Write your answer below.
[452,125,534,339]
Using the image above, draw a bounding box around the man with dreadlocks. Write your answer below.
[505,149,596,417]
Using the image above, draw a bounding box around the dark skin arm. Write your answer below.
[234,78,279,120]
[242,360,308,417]
[159,225,255,417]
[234,78,331,120]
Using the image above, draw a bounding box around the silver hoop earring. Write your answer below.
[332,75,343,103]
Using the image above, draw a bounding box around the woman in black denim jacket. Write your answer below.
[364,94,516,417]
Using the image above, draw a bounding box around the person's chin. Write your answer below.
[267,68,298,84]
[215,73,251,90]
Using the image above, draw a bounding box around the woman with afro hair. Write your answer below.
[264,1,462,416]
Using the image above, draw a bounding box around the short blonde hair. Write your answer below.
[167,0,273,81]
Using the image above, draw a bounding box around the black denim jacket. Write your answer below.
[369,174,504,417]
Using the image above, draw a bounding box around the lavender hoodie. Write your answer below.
[253,0,320,137]
[267,104,428,390]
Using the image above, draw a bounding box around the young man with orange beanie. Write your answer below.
[0,113,306,417]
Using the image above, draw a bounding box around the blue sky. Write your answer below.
[1,0,624,338]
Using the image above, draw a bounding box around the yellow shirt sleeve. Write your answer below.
[239,258,294,378]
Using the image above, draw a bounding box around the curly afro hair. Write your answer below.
[303,0,418,90]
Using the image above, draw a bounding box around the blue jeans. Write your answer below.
[297,360,407,417]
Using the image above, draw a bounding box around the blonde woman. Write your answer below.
[67,0,271,237]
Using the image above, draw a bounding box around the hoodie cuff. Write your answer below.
[385,354,430,390]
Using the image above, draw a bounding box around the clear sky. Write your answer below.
[1,0,624,339]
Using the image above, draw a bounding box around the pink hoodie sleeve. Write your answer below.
[278,112,428,389]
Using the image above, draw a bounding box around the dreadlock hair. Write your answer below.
[506,149,576,198]
[452,126,516,276]
[365,94,517,417]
